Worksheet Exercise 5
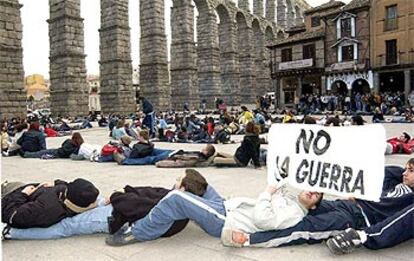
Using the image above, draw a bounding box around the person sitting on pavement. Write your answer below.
[104,171,322,246]
[385,131,414,155]
[16,119,46,155]
[1,178,99,229]
[2,123,28,157]
[213,122,261,168]
[155,144,216,168]
[3,169,207,240]
[22,132,84,159]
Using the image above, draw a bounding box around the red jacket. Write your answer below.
[44,127,58,137]
[387,137,414,154]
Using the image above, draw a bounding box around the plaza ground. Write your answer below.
[1,121,413,260]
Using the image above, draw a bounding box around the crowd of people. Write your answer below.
[1,95,414,257]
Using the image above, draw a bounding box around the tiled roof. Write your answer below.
[268,28,325,48]
[303,0,346,15]
[324,0,370,17]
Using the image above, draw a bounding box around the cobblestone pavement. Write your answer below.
[2,122,413,260]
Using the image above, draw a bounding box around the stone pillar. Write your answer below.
[253,24,268,97]
[266,0,276,22]
[373,72,380,94]
[279,78,285,107]
[170,0,198,110]
[99,0,136,115]
[237,21,255,104]
[295,8,303,25]
[140,0,170,111]
[0,0,26,118]
[287,4,295,28]
[277,0,287,28]
[321,75,327,95]
[274,77,280,109]
[197,10,221,108]
[296,76,302,97]
[238,0,250,12]
[218,13,240,106]
[404,70,411,104]
[48,0,89,117]
[253,0,264,17]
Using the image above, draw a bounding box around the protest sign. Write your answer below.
[267,124,386,201]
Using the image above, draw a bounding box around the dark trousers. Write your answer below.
[363,204,414,250]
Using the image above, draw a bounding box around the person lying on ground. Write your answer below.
[1,178,99,229]
[213,122,261,168]
[155,144,216,168]
[219,161,413,249]
[22,132,84,159]
[385,131,413,155]
[104,171,322,246]
[326,158,414,254]
[16,119,46,155]
[92,135,132,162]
[2,169,206,240]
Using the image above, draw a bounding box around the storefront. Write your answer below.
[326,70,373,95]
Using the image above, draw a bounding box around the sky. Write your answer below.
[19,0,351,78]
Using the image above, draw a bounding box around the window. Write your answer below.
[340,18,352,38]
[341,45,354,61]
[303,44,315,60]
[281,48,292,62]
[384,5,398,31]
[311,17,321,27]
[386,39,397,65]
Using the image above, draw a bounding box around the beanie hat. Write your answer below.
[120,135,132,146]
[64,178,99,213]
[1,181,25,199]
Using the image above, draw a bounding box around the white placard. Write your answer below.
[267,124,386,201]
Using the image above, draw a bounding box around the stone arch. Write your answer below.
[352,79,371,94]
[236,11,255,103]
[277,30,285,39]
[331,80,348,95]
[252,19,268,96]
[216,3,239,105]
[265,26,275,44]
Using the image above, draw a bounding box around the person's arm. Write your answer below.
[39,133,47,150]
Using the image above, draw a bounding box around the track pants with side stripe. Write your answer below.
[363,204,414,250]
[131,185,226,242]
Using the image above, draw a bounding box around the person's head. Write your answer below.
[116,120,125,129]
[120,135,132,146]
[15,123,28,133]
[201,144,216,158]
[71,132,84,147]
[297,191,324,210]
[64,178,100,213]
[175,169,208,196]
[139,130,149,141]
[303,116,316,124]
[352,115,365,125]
[403,158,414,188]
[398,132,411,143]
[241,106,248,112]
[29,121,40,131]
[245,121,256,134]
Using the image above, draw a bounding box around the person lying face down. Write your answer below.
[3,169,208,240]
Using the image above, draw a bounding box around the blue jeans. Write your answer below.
[97,154,114,162]
[23,149,58,158]
[132,185,226,241]
[9,205,112,240]
[143,112,156,136]
[122,149,172,165]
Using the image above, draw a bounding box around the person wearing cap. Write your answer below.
[385,132,413,155]
[3,170,208,240]
[1,178,99,229]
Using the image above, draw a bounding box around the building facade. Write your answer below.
[269,1,343,107]
[371,0,414,99]
[324,0,372,95]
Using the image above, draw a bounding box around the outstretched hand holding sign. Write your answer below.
[267,124,386,201]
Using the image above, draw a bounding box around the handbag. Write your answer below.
[130,142,154,158]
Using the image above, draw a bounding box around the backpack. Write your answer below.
[130,142,154,159]
[101,144,122,156]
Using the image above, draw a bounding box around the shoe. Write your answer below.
[89,150,99,162]
[113,152,126,165]
[105,226,138,246]
[326,228,362,255]
[2,223,11,240]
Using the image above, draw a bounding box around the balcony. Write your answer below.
[384,18,398,32]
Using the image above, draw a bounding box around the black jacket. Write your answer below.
[17,129,46,152]
[57,139,80,158]
[1,180,75,228]
[234,133,261,167]
[110,186,189,236]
